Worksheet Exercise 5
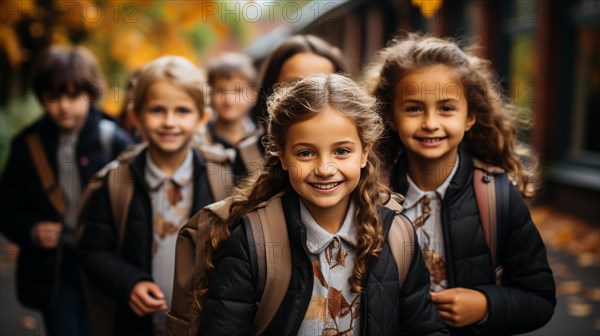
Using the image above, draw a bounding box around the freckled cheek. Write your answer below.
[284,161,311,182]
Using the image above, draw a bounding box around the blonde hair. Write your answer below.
[363,33,538,197]
[197,74,391,308]
[133,55,206,115]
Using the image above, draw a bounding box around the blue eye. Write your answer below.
[335,148,350,156]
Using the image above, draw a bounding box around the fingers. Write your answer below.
[35,222,63,249]
[129,281,167,316]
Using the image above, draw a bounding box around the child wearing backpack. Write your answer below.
[0,45,133,336]
[77,55,229,335]
[195,74,449,335]
[364,33,556,335]
[204,52,261,179]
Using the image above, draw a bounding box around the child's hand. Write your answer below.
[33,221,62,249]
[129,281,167,316]
[430,287,488,327]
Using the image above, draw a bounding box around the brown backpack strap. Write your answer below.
[107,163,135,254]
[249,196,291,335]
[383,194,415,288]
[238,132,264,178]
[472,158,503,268]
[196,145,234,202]
[26,132,66,216]
[473,168,496,265]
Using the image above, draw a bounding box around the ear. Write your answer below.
[361,144,371,168]
[278,152,288,171]
[465,112,477,131]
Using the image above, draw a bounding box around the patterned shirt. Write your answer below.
[145,150,194,325]
[298,200,360,336]
[403,157,459,292]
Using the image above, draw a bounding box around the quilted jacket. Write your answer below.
[198,191,449,335]
[391,148,556,335]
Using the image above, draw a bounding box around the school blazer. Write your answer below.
[199,191,449,335]
[391,148,556,336]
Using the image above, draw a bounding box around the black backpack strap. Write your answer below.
[494,172,510,268]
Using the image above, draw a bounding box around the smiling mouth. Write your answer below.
[309,182,341,190]
[417,137,445,143]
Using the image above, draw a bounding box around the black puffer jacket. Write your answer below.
[78,148,215,335]
[0,108,132,310]
[199,192,449,335]
[391,148,556,336]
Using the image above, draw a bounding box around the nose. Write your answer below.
[314,157,337,177]
[163,111,176,127]
[58,96,71,110]
[421,111,440,131]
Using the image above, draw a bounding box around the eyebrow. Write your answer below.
[400,98,460,104]
[290,140,357,149]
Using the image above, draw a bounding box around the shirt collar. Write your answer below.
[403,155,460,209]
[301,200,357,254]
[145,149,194,190]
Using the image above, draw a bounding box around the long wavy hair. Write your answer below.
[197,74,390,307]
[363,33,538,197]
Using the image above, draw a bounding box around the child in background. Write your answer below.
[205,52,259,179]
[197,74,448,335]
[118,69,144,143]
[78,56,222,335]
[364,33,555,335]
[251,34,348,127]
[0,45,133,336]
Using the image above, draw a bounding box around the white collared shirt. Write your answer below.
[402,157,459,292]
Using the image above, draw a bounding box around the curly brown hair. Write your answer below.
[363,33,538,197]
[197,74,391,308]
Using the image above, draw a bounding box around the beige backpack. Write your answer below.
[76,143,235,336]
[165,193,415,336]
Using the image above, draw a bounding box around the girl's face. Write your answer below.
[277,52,335,83]
[137,80,204,158]
[279,106,369,224]
[391,64,475,167]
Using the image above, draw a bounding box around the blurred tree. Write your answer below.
[0,0,255,115]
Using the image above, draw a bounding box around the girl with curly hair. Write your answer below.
[364,33,555,335]
[197,73,447,335]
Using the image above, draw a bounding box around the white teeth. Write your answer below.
[421,138,441,143]
[312,182,340,190]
